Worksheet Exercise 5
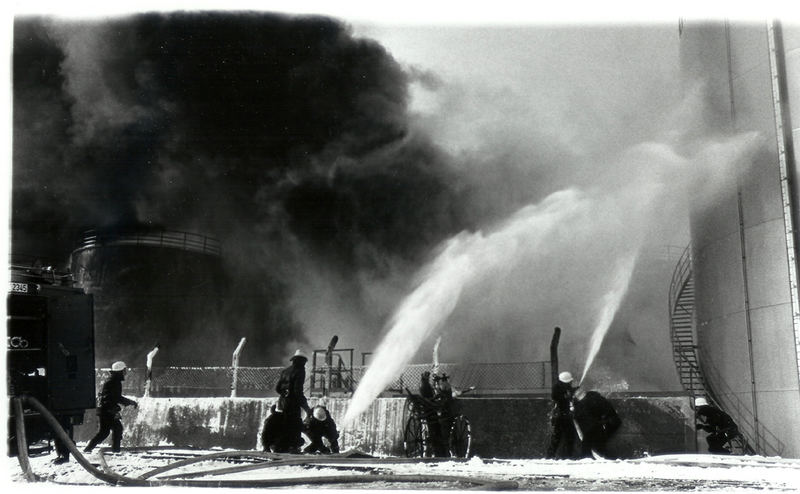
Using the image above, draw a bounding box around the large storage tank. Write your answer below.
[680,20,800,457]
[70,229,227,367]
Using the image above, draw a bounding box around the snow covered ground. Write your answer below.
[6,444,800,492]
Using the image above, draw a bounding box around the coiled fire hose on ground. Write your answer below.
[11,395,518,490]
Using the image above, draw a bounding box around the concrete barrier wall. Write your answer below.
[74,394,695,458]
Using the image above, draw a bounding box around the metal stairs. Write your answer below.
[669,246,707,397]
[668,245,784,456]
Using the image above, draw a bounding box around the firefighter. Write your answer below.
[303,405,340,454]
[260,404,284,453]
[274,349,312,453]
[546,371,578,459]
[572,388,622,458]
[695,397,739,454]
[83,361,138,453]
[419,371,434,399]
[429,372,458,456]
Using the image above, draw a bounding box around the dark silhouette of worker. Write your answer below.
[546,371,578,459]
[84,361,138,453]
[274,349,312,453]
[260,404,284,452]
[419,371,435,399]
[303,405,340,454]
[430,372,459,457]
[695,397,740,454]
[572,388,622,459]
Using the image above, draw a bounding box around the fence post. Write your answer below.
[231,338,247,398]
[144,344,160,398]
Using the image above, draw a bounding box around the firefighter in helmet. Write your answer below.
[546,371,578,459]
[274,350,312,453]
[84,361,138,453]
[695,397,739,454]
[303,405,340,454]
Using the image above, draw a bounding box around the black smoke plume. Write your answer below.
[12,12,469,365]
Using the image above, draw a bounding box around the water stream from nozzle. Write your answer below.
[578,252,639,386]
[343,189,592,425]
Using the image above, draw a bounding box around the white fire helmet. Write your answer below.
[694,397,709,408]
[558,371,574,384]
[290,349,308,362]
[313,407,327,421]
[111,361,127,372]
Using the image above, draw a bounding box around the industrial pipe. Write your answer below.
[230,337,246,397]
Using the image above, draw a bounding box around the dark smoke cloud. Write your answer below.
[12,12,470,365]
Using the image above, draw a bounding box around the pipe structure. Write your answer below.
[11,395,518,490]
[550,327,561,387]
[144,344,160,398]
[230,337,246,398]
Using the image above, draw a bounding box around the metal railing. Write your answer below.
[75,229,221,257]
[668,245,693,318]
[668,244,706,397]
[98,361,552,399]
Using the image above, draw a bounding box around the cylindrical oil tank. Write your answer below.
[681,20,800,457]
[70,229,228,367]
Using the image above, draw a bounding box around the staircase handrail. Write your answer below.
[668,244,693,317]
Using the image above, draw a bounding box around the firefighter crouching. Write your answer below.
[84,361,138,453]
[303,405,340,454]
[260,404,284,453]
[571,388,622,459]
[695,397,740,454]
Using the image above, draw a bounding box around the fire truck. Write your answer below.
[7,262,96,456]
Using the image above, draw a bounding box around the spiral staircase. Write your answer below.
[669,245,786,456]
[668,246,707,398]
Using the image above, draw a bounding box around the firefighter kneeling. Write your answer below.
[303,405,340,454]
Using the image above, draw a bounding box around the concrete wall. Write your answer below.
[73,394,694,459]
[682,20,800,458]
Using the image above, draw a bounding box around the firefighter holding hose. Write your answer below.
[546,371,578,459]
[274,350,312,453]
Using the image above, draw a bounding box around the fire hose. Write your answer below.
[11,395,518,490]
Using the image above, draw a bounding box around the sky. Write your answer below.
[5,3,799,388]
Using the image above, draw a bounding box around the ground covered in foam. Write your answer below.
[6,443,800,492]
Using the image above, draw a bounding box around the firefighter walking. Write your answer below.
[83,361,138,453]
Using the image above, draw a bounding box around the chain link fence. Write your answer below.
[97,361,551,399]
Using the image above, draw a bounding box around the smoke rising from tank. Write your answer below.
[13,16,764,381]
[12,13,469,365]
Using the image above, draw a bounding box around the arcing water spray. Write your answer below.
[578,252,639,385]
[343,189,589,425]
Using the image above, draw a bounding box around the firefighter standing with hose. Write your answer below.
[546,371,578,459]
[274,350,312,453]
